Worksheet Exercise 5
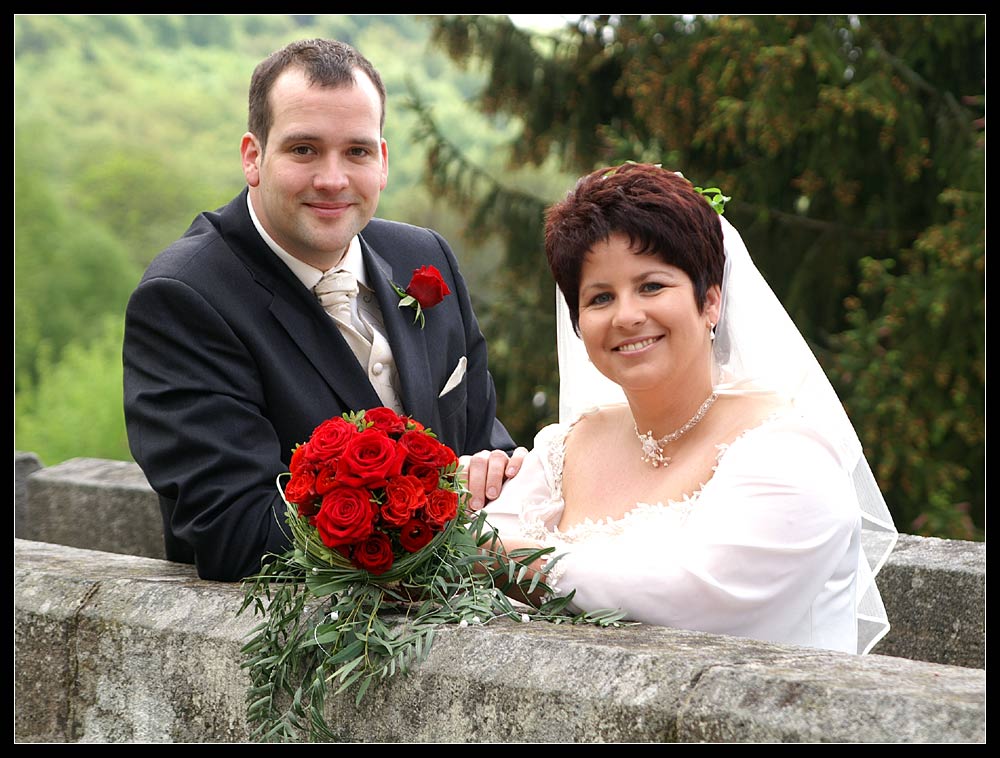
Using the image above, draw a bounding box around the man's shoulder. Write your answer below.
[141,195,247,282]
[361,217,444,249]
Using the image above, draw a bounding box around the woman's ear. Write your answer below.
[704,284,722,326]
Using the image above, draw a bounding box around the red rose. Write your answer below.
[406,463,442,494]
[315,485,377,548]
[423,488,459,529]
[351,531,394,574]
[313,464,339,495]
[336,428,407,488]
[381,475,428,527]
[363,407,407,438]
[398,518,435,553]
[305,416,358,466]
[404,417,425,432]
[405,265,451,309]
[399,430,458,470]
[289,443,309,475]
[284,470,317,508]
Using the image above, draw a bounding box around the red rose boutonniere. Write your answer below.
[391,265,452,328]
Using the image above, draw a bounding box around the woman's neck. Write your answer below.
[626,380,717,440]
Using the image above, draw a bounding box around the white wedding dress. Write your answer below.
[484,409,864,653]
[484,214,896,655]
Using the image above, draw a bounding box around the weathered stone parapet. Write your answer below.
[18,456,165,560]
[15,539,986,744]
[15,540,247,743]
[14,455,987,669]
[14,451,43,539]
[875,534,986,669]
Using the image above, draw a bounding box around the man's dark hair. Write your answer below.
[247,38,386,150]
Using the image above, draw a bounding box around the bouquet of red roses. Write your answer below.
[283,407,462,578]
[239,408,626,743]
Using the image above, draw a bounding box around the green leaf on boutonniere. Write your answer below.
[390,282,426,328]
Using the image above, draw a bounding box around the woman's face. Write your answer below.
[577,232,720,395]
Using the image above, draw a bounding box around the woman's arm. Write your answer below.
[474,424,568,605]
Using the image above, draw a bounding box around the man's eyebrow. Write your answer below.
[276,132,381,149]
[276,131,321,145]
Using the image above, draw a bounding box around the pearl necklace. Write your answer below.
[634,392,719,468]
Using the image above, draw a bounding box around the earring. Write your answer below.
[709,322,716,342]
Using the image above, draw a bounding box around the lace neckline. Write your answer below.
[539,408,792,541]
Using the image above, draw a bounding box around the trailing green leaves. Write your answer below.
[238,506,633,742]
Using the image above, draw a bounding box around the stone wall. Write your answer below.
[14,539,987,743]
[14,453,987,669]
[13,453,987,742]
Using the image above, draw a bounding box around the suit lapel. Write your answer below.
[268,295,382,412]
[219,193,382,413]
[361,237,438,427]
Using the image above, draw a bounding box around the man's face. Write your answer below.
[241,67,388,270]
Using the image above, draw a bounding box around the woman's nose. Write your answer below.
[611,294,645,328]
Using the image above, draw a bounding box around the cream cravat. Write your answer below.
[313,269,374,364]
[313,269,403,413]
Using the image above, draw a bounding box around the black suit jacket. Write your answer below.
[123,190,515,581]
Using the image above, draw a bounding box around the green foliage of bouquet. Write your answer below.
[238,407,627,742]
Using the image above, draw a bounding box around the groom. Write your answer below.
[123,38,524,582]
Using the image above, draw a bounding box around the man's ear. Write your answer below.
[379,137,389,191]
[240,132,262,187]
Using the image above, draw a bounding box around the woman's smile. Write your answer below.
[613,335,663,353]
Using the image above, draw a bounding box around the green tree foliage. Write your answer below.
[15,130,141,394]
[13,14,522,466]
[16,316,133,465]
[832,188,984,539]
[419,14,984,538]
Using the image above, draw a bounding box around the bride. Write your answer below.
[481,162,897,655]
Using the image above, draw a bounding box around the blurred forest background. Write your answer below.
[14,14,984,540]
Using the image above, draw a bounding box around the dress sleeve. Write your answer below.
[547,422,862,643]
[480,423,567,540]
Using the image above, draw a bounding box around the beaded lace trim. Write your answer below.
[527,410,789,595]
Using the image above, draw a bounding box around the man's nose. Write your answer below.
[313,155,350,192]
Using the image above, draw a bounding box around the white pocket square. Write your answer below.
[438,356,467,397]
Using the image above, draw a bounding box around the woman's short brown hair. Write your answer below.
[545,162,725,332]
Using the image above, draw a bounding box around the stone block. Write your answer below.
[15,450,44,538]
[22,458,165,559]
[872,534,986,668]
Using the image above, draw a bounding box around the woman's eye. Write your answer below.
[588,292,612,306]
[641,282,665,293]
